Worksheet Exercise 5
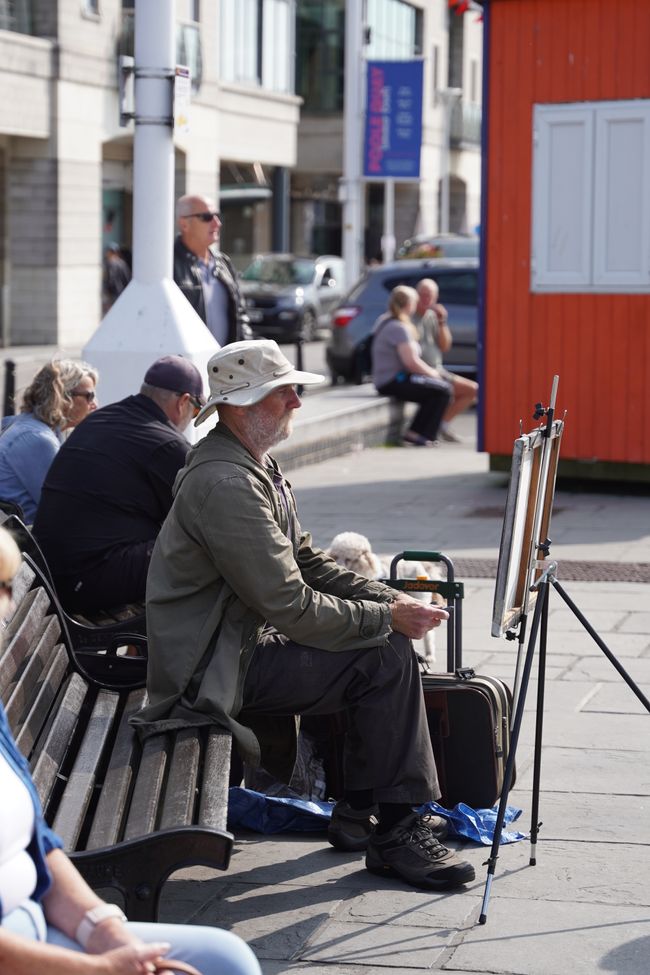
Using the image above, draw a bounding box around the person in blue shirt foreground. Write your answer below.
[0,525,261,975]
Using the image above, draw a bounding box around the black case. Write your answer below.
[422,670,513,808]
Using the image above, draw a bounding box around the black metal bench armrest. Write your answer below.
[70,827,234,922]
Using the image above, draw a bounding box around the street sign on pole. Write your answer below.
[363,60,424,180]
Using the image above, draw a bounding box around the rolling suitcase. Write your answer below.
[390,552,514,809]
[422,669,513,808]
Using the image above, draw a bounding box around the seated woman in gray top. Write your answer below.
[0,359,98,522]
[371,285,452,446]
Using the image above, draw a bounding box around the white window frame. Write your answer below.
[531,99,650,293]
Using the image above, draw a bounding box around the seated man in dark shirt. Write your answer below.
[33,355,205,614]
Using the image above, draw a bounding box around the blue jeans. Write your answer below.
[2,902,261,975]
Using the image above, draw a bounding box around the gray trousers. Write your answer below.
[241,631,440,804]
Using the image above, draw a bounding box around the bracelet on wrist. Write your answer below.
[75,904,127,948]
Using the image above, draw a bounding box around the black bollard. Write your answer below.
[3,359,15,418]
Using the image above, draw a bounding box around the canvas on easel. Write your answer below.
[491,415,564,638]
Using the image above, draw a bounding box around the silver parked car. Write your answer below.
[240,254,346,342]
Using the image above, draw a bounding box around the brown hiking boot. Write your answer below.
[328,802,448,853]
[366,812,475,889]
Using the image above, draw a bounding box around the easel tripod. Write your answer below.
[479,550,650,925]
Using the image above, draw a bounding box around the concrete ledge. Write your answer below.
[274,388,416,471]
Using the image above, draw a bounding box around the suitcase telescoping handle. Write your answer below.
[388,551,463,673]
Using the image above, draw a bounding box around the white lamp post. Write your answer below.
[83,0,217,435]
[341,0,365,284]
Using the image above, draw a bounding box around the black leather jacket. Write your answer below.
[173,237,251,343]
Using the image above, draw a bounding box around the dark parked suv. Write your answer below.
[326,258,479,384]
[240,254,346,342]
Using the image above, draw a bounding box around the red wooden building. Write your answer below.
[480,0,650,480]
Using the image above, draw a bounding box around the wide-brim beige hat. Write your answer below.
[194,339,324,426]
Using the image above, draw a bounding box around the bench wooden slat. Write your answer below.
[198,729,232,830]
[123,734,169,841]
[86,688,147,850]
[52,690,119,850]
[30,673,90,808]
[15,643,69,758]
[0,587,50,704]
[5,617,61,731]
[159,729,201,829]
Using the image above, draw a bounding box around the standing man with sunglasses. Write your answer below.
[173,194,251,344]
[33,356,205,615]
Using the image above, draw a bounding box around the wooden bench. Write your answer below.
[2,558,234,921]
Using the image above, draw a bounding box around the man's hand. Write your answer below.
[389,593,449,640]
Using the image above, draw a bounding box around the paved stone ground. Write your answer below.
[155,408,649,975]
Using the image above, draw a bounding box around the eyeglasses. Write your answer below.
[178,393,203,418]
[186,211,221,223]
[71,390,96,402]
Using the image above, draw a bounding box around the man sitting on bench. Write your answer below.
[33,355,205,614]
[132,340,476,892]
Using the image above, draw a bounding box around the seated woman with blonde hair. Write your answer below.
[0,525,261,975]
[371,285,452,446]
[0,359,98,522]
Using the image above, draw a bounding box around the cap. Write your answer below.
[194,340,324,426]
[144,355,206,405]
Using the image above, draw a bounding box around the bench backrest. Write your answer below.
[2,563,230,853]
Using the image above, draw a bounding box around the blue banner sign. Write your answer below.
[363,59,424,180]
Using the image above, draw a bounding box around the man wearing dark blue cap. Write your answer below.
[33,355,205,614]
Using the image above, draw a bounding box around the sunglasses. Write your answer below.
[187,211,221,223]
[71,390,96,402]
[178,393,204,418]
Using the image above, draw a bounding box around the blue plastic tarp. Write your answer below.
[418,800,527,845]
[228,787,527,845]
[228,787,333,834]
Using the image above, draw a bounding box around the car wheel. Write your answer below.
[301,309,317,342]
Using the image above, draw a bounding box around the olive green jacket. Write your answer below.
[131,423,395,774]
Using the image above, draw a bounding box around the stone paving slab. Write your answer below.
[515,746,650,794]
[561,654,650,684]
[509,789,650,844]
[516,709,649,751]
[192,881,348,961]
[445,899,650,975]
[469,839,650,906]
[298,917,464,969]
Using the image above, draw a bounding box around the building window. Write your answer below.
[220,0,293,94]
[83,0,100,14]
[366,0,422,59]
[447,6,463,89]
[296,0,345,113]
[531,100,650,293]
[296,0,420,115]
[0,0,33,33]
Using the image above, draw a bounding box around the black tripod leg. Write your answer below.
[529,582,550,865]
[552,580,650,713]
[479,583,546,924]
